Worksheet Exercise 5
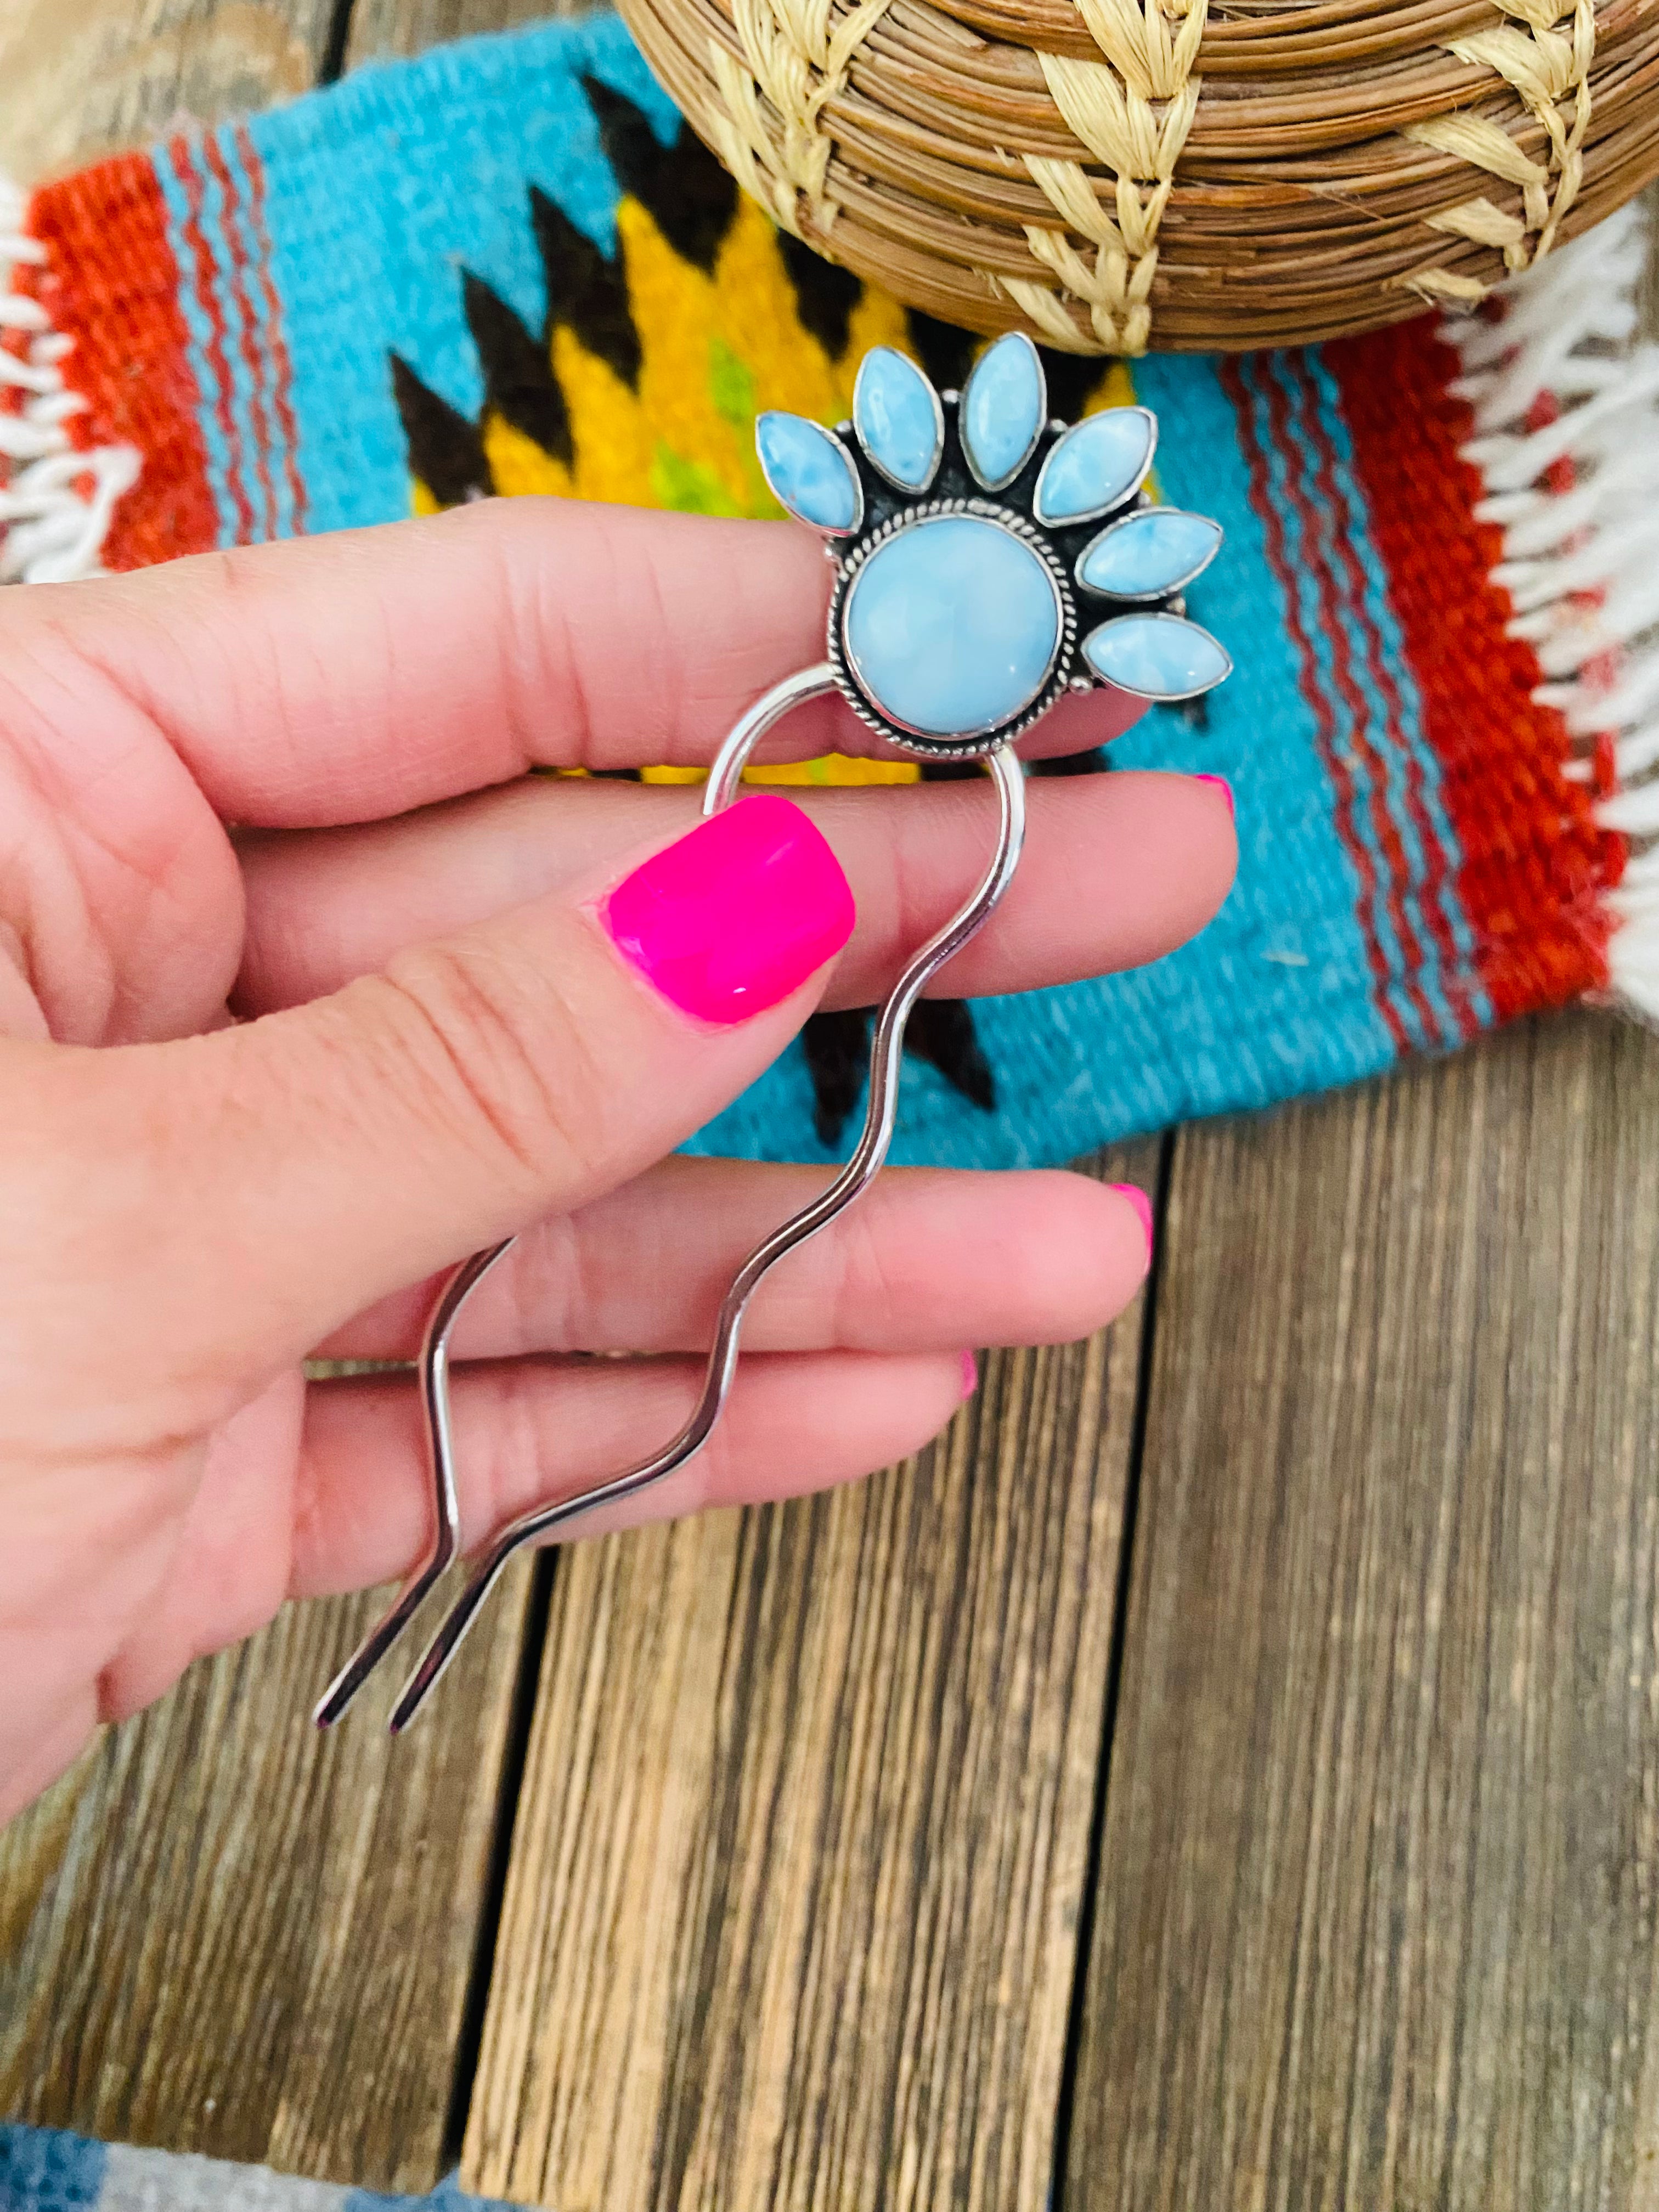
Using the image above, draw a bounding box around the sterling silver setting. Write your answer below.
[828,498,1076,759]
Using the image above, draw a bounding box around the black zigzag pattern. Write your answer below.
[461,269,572,462]
[582,75,737,273]
[529,183,642,390]
[390,353,489,503]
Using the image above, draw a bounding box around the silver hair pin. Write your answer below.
[315,334,1230,1735]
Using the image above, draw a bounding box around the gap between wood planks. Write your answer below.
[438,1555,559,2168]
[1046,1127,1173,2206]
[319,0,356,81]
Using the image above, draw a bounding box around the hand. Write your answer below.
[0,498,1234,1820]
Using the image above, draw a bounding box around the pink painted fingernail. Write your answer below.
[1110,1183,1155,1259]
[1193,772,1235,821]
[597,795,855,1025]
[960,1350,980,1401]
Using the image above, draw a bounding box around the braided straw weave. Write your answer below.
[617,0,1659,351]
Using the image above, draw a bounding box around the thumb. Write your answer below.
[25,795,855,1409]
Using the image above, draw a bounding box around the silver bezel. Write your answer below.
[1082,612,1234,703]
[852,348,945,496]
[828,500,1078,759]
[1075,507,1223,600]
[960,331,1047,494]
[1033,405,1159,529]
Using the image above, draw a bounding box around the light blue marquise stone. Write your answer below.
[961,331,1045,488]
[1084,613,1231,699]
[844,515,1060,738]
[756,411,861,531]
[854,348,940,490]
[1079,508,1222,598]
[1035,407,1156,524]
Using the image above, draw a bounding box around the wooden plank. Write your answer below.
[1065,1012,1659,2209]
[345,0,590,67]
[0,1566,535,2188]
[461,1142,1158,2212]
[0,0,336,183]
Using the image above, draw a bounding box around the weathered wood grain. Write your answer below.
[345,0,582,66]
[1065,1012,1659,2211]
[0,0,334,183]
[0,1566,535,2189]
[460,1143,1158,2212]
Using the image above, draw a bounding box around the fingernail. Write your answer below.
[959,1349,979,1401]
[1193,772,1235,821]
[597,795,856,1025]
[1109,1183,1155,1260]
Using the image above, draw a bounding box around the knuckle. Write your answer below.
[367,937,607,1196]
[506,1211,588,1356]
[832,1197,907,1350]
[889,777,979,973]
[554,1207,613,1352]
[479,1357,552,1534]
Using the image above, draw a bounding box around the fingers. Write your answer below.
[30,799,857,1408]
[292,1345,974,1599]
[32,502,1146,829]
[315,1159,1153,1362]
[235,769,1237,1018]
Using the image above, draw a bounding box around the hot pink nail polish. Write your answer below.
[597,795,855,1025]
[1193,772,1235,821]
[960,1349,979,1401]
[1109,1183,1155,1259]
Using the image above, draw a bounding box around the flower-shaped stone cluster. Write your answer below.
[755,333,1230,758]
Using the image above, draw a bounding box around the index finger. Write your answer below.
[30,499,1144,828]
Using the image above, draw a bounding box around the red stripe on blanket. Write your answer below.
[172,135,256,546]
[236,123,308,537]
[1221,356,1412,1056]
[202,133,279,543]
[1327,315,1620,1020]
[27,151,216,568]
[1287,353,1475,1039]
[1267,353,1441,1048]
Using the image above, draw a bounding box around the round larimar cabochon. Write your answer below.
[841,515,1062,742]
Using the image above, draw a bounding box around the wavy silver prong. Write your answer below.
[312,1238,512,1726]
[385,674,1028,1733]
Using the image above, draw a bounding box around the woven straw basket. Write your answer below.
[616,0,1659,352]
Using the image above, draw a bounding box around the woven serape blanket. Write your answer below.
[3,13,1656,1171]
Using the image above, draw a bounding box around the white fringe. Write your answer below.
[1445,199,1659,1020]
[0,173,140,585]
